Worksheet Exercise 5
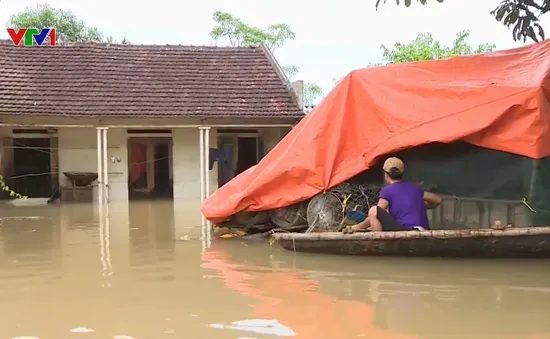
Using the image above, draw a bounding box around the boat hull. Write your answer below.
[271,227,550,257]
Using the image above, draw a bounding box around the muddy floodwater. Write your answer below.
[1,201,550,339]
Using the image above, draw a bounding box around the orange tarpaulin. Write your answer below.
[201,41,550,222]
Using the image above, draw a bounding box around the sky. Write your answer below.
[0,0,548,101]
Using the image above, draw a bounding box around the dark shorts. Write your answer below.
[376,207,427,231]
[376,207,403,231]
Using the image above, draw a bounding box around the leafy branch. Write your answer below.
[374,0,549,43]
[490,0,548,42]
[0,175,27,200]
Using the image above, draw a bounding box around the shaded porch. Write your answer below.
[0,117,295,215]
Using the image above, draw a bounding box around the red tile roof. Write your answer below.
[0,41,303,119]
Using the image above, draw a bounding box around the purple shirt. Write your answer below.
[379,181,429,229]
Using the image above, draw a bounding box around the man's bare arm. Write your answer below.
[377,198,389,211]
[423,191,442,209]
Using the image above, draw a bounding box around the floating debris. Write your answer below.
[208,319,296,337]
[179,235,200,241]
[219,229,247,239]
[70,327,94,333]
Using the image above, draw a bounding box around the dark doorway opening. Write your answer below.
[154,143,172,198]
[235,137,258,175]
[12,138,52,198]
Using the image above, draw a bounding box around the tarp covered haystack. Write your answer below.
[201,41,550,222]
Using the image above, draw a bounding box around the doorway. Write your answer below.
[11,138,52,198]
[128,137,173,199]
[235,137,259,175]
[154,143,171,197]
[216,131,265,186]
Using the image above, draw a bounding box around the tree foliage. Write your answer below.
[281,65,299,79]
[332,30,495,87]
[7,4,131,45]
[381,30,495,63]
[491,0,547,42]
[7,4,103,43]
[210,10,295,52]
[374,0,548,43]
[210,10,323,106]
[304,83,323,107]
[105,36,131,45]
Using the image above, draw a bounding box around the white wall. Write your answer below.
[58,127,222,204]
[1,122,287,208]
[171,128,218,238]
[57,126,290,204]
[171,128,218,202]
[260,127,291,153]
[57,127,128,202]
[169,126,286,237]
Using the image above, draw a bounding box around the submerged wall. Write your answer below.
[0,122,288,204]
[58,127,221,203]
[58,127,128,202]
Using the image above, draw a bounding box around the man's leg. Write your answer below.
[367,206,383,231]
[350,206,382,232]
[347,206,404,233]
[376,207,403,231]
[349,214,370,232]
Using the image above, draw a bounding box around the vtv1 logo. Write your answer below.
[6,28,56,46]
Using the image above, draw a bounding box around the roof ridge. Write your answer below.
[260,43,303,112]
[0,39,264,49]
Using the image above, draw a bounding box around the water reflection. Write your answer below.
[204,241,550,339]
[129,201,175,275]
[0,201,549,339]
[61,203,96,230]
[0,206,61,293]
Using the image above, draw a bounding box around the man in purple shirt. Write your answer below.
[346,157,441,232]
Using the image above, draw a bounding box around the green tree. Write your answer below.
[7,4,103,43]
[332,30,495,87]
[304,83,323,107]
[381,30,495,63]
[210,10,323,106]
[374,0,548,43]
[281,65,299,79]
[105,36,131,45]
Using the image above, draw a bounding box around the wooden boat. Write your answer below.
[271,226,550,257]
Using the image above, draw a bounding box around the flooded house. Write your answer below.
[2,40,550,338]
[0,41,304,211]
